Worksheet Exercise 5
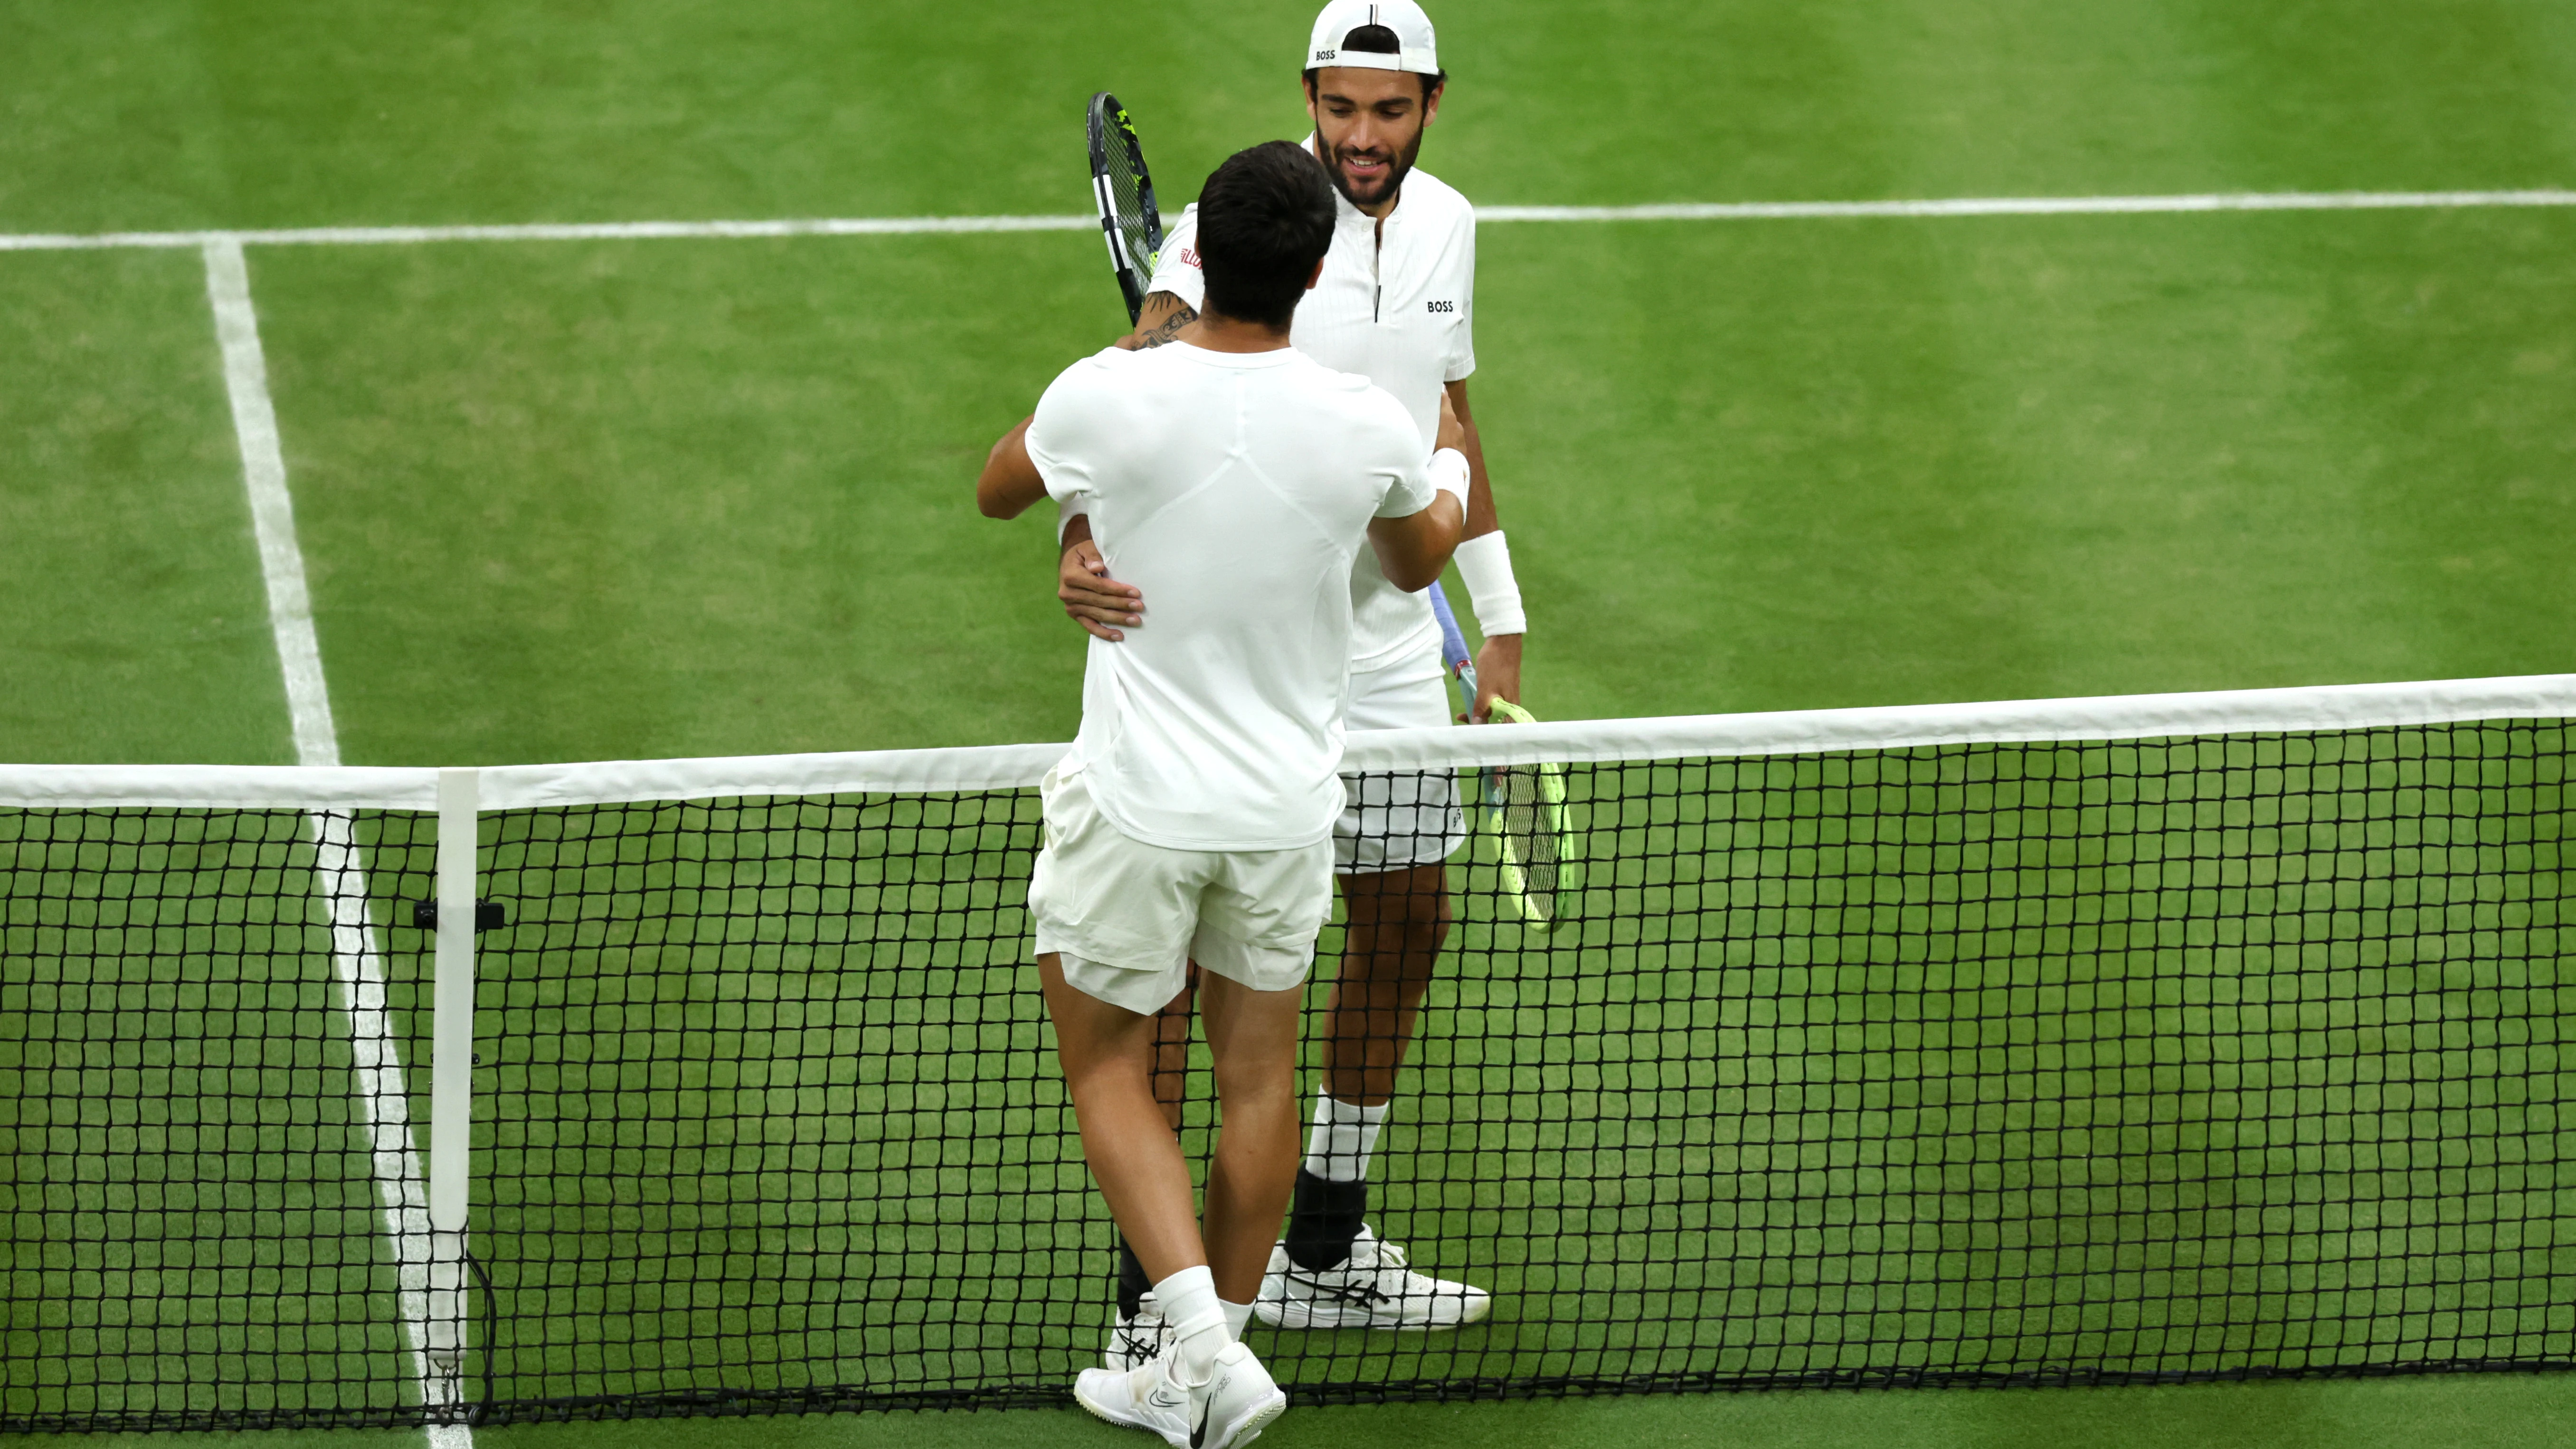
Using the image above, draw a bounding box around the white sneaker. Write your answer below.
[1253,1225,1492,1330]
[1105,1291,1174,1371]
[1073,1341,1287,1449]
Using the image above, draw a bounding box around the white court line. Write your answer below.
[10,188,2576,252]
[203,237,473,1448]
[205,240,338,766]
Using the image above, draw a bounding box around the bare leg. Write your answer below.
[1194,970,1305,1304]
[1039,954,1205,1283]
[1324,863,1451,1105]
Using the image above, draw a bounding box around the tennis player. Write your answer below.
[977,140,1467,1447]
[1061,0,1523,1358]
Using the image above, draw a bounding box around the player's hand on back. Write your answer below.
[1435,388,1466,455]
[1058,515,1144,642]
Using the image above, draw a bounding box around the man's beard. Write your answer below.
[1320,129,1423,210]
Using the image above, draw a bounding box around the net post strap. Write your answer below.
[429,767,477,1233]
[425,768,479,1411]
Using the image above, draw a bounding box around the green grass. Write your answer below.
[19,1372,2576,1449]
[0,250,290,763]
[0,810,417,1425]
[7,0,2576,1445]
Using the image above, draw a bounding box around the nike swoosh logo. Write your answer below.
[1191,1395,1212,1449]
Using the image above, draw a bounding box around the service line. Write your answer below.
[10,188,2576,253]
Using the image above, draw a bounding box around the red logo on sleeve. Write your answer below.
[1175,246,1202,270]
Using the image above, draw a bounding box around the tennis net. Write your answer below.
[4,676,2570,1430]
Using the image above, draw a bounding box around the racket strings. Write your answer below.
[1494,766,1564,919]
[1101,147,1155,273]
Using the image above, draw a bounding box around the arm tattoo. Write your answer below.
[1136,302,1197,348]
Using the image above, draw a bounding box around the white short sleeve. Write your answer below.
[1359,389,1439,519]
[1023,353,1119,507]
[1377,464,1437,519]
[1142,204,1208,313]
[1445,211,1477,383]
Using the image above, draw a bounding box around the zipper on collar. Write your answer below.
[1372,217,1385,323]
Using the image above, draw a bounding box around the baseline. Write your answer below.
[7,189,2574,253]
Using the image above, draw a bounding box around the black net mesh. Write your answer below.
[1,807,438,1431]
[6,719,2572,1431]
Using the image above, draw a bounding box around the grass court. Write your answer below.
[5,1,2576,1446]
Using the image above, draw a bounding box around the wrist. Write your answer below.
[1454,529,1525,636]
[1429,448,1470,511]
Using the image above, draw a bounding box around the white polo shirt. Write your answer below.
[1142,151,1476,672]
[1024,342,1439,851]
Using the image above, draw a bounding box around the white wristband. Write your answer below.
[1453,530,1525,636]
[1429,448,1470,508]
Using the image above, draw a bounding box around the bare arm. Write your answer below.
[1447,379,1499,540]
[1368,496,1467,591]
[1114,292,1199,350]
[976,415,1046,519]
[1444,378,1523,719]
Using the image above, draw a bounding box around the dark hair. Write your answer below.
[1302,24,1447,99]
[1194,141,1335,330]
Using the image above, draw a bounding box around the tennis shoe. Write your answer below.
[1104,1292,1174,1371]
[1074,1341,1286,1449]
[1253,1225,1492,1330]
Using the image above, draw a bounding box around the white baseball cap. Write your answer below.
[1306,0,1440,76]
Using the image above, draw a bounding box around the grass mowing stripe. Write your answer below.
[204,240,472,1441]
[2,190,2572,253]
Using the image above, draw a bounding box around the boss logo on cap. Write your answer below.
[1315,48,1335,60]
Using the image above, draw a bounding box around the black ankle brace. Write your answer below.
[1284,1167,1369,1270]
[1116,1236,1150,1317]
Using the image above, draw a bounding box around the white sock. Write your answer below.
[1152,1266,1227,1383]
[1221,1299,1253,1339]
[1302,1091,1391,1183]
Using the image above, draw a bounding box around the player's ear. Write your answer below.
[1422,80,1443,126]
[1305,257,1326,291]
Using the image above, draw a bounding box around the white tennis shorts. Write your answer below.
[1335,647,1468,874]
[1027,763,1335,1014]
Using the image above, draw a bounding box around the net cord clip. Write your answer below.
[409,898,507,932]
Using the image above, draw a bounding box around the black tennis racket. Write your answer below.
[1086,92,1164,325]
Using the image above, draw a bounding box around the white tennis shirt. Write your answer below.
[1142,151,1476,672]
[1025,342,1439,851]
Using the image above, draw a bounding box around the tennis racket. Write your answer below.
[1427,582,1580,934]
[1478,698,1579,935]
[1086,93,1164,325]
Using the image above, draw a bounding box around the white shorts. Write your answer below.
[1335,648,1468,874]
[1027,764,1335,1014]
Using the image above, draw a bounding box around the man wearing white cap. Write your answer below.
[1058,0,1524,1364]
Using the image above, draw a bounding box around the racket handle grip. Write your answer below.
[1428,580,1470,672]
[1427,579,1479,713]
